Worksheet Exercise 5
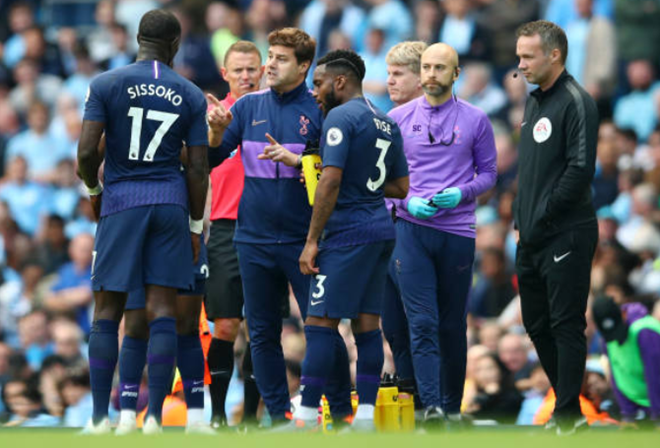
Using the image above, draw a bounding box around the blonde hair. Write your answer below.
[386,41,428,74]
[224,40,262,66]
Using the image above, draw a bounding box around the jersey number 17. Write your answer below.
[127,107,179,162]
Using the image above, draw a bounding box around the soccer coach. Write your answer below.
[514,20,598,435]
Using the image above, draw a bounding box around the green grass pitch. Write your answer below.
[0,428,658,448]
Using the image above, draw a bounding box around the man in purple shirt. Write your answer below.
[592,297,660,429]
[388,42,497,426]
[382,40,427,405]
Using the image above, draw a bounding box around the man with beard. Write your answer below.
[284,49,409,431]
[388,43,497,427]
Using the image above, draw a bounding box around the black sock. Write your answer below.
[207,338,234,420]
[242,342,260,422]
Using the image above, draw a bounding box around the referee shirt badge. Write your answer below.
[533,117,552,143]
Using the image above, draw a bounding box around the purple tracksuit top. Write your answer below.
[388,95,497,238]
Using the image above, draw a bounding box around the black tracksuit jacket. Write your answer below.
[513,70,599,248]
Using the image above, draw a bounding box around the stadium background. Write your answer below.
[0,0,659,429]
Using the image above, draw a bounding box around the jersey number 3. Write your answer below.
[127,107,179,162]
[366,138,391,192]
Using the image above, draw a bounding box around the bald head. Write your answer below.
[420,43,460,105]
[422,43,459,69]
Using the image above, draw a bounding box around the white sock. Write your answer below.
[293,405,318,421]
[187,408,205,425]
[119,410,136,425]
[354,404,375,420]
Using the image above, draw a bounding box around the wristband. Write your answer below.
[189,217,203,234]
[86,182,103,196]
[296,154,303,169]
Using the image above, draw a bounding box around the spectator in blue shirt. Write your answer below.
[59,368,93,427]
[5,102,70,183]
[43,233,94,335]
[3,376,60,427]
[18,310,54,372]
[614,60,660,143]
[0,156,51,236]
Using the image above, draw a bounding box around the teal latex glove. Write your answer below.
[433,187,462,209]
[407,196,438,220]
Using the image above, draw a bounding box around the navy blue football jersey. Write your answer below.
[320,97,408,247]
[83,60,208,217]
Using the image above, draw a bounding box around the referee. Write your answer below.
[205,41,264,427]
[514,20,598,435]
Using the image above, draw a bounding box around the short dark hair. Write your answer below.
[616,127,638,143]
[268,28,316,65]
[138,9,181,45]
[317,49,366,82]
[224,40,262,66]
[516,20,568,65]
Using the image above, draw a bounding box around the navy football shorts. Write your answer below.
[125,233,208,310]
[92,204,194,293]
[307,240,395,319]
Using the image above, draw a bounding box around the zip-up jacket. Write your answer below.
[513,71,598,247]
[209,82,323,244]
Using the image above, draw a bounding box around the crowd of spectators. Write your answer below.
[1,0,659,427]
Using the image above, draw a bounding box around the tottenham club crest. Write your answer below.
[533,117,552,143]
[326,127,343,146]
[299,115,310,136]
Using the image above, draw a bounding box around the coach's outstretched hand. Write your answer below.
[259,133,300,167]
[206,93,233,131]
[299,240,320,275]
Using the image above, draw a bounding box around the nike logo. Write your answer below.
[553,251,571,263]
[457,264,471,272]
[252,119,267,126]
[193,380,204,386]
[521,121,527,127]
[311,300,324,306]
[209,370,231,376]
[124,385,138,390]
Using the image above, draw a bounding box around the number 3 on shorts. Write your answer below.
[312,274,327,299]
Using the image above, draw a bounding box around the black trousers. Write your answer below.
[515,224,598,419]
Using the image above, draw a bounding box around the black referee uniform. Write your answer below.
[513,70,598,424]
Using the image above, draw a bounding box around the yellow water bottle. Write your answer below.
[301,140,322,205]
[398,392,415,432]
[376,374,400,432]
[321,395,333,433]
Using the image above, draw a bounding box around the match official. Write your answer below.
[514,20,599,435]
[205,40,264,428]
